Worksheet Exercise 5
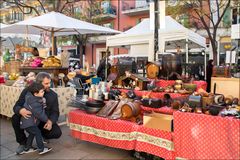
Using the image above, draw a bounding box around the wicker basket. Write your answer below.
[3,60,22,74]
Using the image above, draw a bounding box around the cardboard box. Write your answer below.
[143,112,173,132]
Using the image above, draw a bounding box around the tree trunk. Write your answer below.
[210,39,218,65]
[77,41,84,67]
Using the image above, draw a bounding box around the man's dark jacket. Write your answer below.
[20,92,48,129]
[13,88,59,124]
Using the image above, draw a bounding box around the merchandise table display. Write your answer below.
[113,80,207,99]
[116,88,188,99]
[174,111,240,160]
[69,109,239,159]
[0,85,76,117]
[69,110,175,159]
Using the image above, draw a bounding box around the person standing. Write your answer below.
[206,59,214,92]
[97,58,111,81]
[12,72,62,155]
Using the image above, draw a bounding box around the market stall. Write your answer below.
[67,67,239,159]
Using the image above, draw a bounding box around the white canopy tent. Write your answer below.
[107,16,206,61]
[1,11,120,54]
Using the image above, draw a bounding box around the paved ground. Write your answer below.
[0,118,135,160]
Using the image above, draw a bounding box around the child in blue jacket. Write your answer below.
[20,82,52,155]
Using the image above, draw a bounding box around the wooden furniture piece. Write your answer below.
[19,67,68,77]
[212,66,231,77]
[118,73,149,90]
[211,77,240,98]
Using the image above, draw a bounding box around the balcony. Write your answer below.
[0,2,11,11]
[122,0,149,16]
[95,1,116,21]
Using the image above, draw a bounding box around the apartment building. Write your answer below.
[80,0,237,67]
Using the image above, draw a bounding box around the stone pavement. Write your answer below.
[0,118,135,160]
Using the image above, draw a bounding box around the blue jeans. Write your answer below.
[25,126,44,151]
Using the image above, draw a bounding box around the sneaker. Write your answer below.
[23,147,37,154]
[16,145,37,155]
[39,147,52,155]
[16,145,25,155]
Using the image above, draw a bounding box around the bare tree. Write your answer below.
[167,0,235,64]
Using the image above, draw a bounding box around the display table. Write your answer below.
[0,85,76,117]
[211,77,240,98]
[19,67,69,77]
[69,109,239,159]
[69,110,174,159]
[174,111,240,160]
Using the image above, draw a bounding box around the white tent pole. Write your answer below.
[217,40,220,66]
[26,25,29,47]
[186,38,189,63]
[204,49,207,80]
[51,28,55,55]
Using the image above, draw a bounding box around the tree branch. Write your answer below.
[214,0,230,29]
[3,0,41,16]
[216,0,220,19]
[194,9,214,43]
[37,0,46,13]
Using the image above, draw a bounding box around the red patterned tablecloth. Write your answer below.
[68,109,174,159]
[141,106,176,115]
[155,80,207,91]
[174,111,240,160]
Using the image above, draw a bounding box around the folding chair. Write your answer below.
[72,77,89,95]
[91,77,102,85]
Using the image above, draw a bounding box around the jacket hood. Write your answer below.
[25,92,43,105]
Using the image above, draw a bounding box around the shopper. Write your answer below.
[97,57,111,81]
[206,59,214,92]
[20,82,52,155]
[12,72,62,155]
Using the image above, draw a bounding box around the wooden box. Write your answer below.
[212,66,230,77]
[143,112,173,132]
[118,74,149,90]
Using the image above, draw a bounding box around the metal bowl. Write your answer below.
[85,106,102,114]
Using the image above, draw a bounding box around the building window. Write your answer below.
[222,7,231,28]
[232,7,240,25]
[74,7,81,14]
[103,22,114,29]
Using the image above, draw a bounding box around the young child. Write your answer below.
[20,82,52,155]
